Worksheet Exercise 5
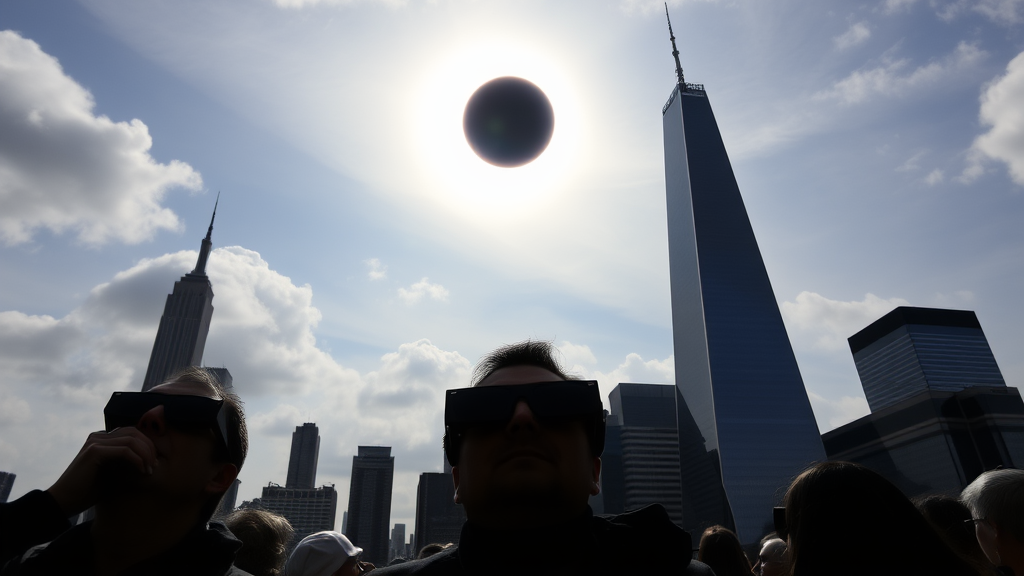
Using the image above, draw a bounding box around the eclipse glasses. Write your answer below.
[104,391,230,454]
[443,380,606,467]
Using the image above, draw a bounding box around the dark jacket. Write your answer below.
[375,504,715,576]
[0,490,250,576]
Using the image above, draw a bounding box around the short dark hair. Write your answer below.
[225,509,294,576]
[471,340,574,386]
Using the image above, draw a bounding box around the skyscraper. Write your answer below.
[849,306,1006,412]
[661,11,825,544]
[825,306,1023,498]
[244,483,338,549]
[414,471,465,551]
[287,423,321,489]
[600,384,684,527]
[142,199,219,391]
[389,523,406,562]
[346,446,395,566]
[0,471,14,503]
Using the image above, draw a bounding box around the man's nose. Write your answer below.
[506,400,538,433]
[136,405,167,438]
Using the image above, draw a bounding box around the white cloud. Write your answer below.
[365,258,388,280]
[965,50,1024,186]
[925,169,945,185]
[882,0,918,14]
[397,278,449,305]
[0,31,201,246]
[557,341,598,374]
[582,352,675,390]
[807,391,870,431]
[834,22,871,50]
[815,41,986,105]
[0,247,473,528]
[938,0,1024,24]
[781,292,911,351]
[896,150,927,172]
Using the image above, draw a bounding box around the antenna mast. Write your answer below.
[665,3,686,86]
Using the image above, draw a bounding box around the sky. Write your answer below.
[1,0,1023,537]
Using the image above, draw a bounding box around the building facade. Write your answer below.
[414,472,465,552]
[660,22,825,545]
[245,483,338,548]
[849,307,1006,412]
[600,384,684,527]
[346,446,395,566]
[287,423,321,489]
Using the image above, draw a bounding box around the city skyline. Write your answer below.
[1,0,1022,536]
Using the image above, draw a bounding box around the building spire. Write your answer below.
[191,192,218,276]
[665,3,685,86]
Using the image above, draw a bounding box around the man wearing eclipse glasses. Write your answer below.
[377,341,713,576]
[0,367,250,575]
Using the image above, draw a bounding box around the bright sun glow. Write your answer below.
[412,40,584,218]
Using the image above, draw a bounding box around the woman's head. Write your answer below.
[698,525,751,576]
[783,461,978,576]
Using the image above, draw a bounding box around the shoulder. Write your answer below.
[372,547,461,576]
[593,504,700,574]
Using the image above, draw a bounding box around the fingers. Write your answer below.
[85,428,157,474]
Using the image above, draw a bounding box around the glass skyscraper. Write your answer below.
[661,18,825,545]
[347,446,395,566]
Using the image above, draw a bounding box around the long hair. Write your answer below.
[784,462,981,576]
[698,525,752,576]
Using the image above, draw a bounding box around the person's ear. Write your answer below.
[205,463,238,495]
[590,457,601,496]
[452,465,461,504]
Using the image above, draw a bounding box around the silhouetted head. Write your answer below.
[225,508,294,576]
[446,340,604,529]
[752,538,789,576]
[698,525,752,576]
[783,461,979,576]
[961,468,1024,572]
[915,494,990,569]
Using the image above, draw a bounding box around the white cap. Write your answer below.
[285,531,363,576]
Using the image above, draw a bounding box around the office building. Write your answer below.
[244,483,338,548]
[347,446,395,566]
[825,306,1022,498]
[849,307,1006,412]
[0,472,14,503]
[414,471,465,551]
[287,423,321,489]
[599,384,684,527]
[660,13,826,544]
[142,200,220,391]
[389,523,406,562]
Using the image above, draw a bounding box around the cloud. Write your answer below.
[397,278,449,305]
[581,352,675,389]
[0,31,201,246]
[964,50,1024,186]
[925,169,945,185]
[938,0,1024,24]
[807,391,870,431]
[896,150,927,172]
[365,258,388,280]
[882,0,918,14]
[781,292,911,351]
[0,247,473,527]
[557,341,598,373]
[834,22,871,50]
[815,41,986,105]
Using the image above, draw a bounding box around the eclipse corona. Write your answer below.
[463,77,554,168]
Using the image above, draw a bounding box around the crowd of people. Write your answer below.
[1,342,1023,575]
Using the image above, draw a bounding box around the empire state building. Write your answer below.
[141,200,219,391]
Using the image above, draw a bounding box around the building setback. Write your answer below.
[246,484,338,549]
[660,12,825,545]
[287,423,321,489]
[347,446,395,566]
[849,306,1006,412]
[142,200,220,391]
[414,472,465,552]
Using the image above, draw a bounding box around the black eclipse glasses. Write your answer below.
[104,392,229,454]
[443,380,606,467]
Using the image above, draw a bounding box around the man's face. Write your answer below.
[123,380,235,504]
[451,365,601,526]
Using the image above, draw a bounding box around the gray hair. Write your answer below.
[961,468,1024,541]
